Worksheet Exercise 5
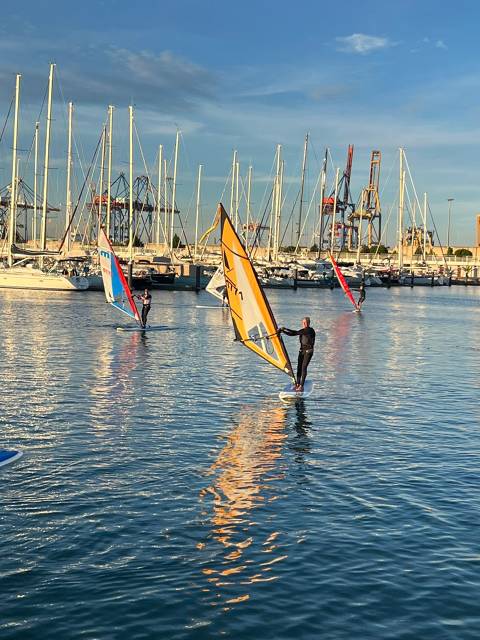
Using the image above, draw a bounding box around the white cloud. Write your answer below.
[435,39,447,50]
[336,33,392,54]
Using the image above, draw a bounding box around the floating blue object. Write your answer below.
[0,450,23,467]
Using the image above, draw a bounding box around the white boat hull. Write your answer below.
[0,267,89,291]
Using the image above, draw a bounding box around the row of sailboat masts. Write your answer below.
[227,149,253,250]
[92,106,181,258]
[267,144,284,261]
[398,147,432,270]
[8,63,55,265]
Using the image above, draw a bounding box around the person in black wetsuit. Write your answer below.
[357,282,366,310]
[137,288,152,327]
[279,317,315,392]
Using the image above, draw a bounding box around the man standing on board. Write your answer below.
[280,317,315,392]
[137,288,152,328]
[357,282,366,310]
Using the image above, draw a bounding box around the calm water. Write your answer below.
[1,286,480,639]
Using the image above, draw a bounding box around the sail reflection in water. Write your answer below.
[199,404,290,607]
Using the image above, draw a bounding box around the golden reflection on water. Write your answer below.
[199,403,290,607]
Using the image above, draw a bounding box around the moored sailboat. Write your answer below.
[0,68,88,291]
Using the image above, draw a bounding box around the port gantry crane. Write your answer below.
[347,150,382,251]
[319,144,356,251]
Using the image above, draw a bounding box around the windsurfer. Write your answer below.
[137,288,152,327]
[357,283,366,310]
[280,317,315,392]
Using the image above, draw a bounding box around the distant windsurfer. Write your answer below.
[357,282,366,310]
[137,288,152,327]
[280,317,315,392]
[222,288,228,307]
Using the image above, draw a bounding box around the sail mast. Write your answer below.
[156,144,163,245]
[229,149,237,229]
[128,105,134,260]
[170,130,179,252]
[316,148,328,259]
[163,158,168,254]
[297,133,309,246]
[356,189,365,264]
[33,121,39,249]
[106,105,114,239]
[423,192,427,262]
[65,101,73,253]
[245,165,252,252]
[97,124,106,239]
[8,73,21,266]
[398,148,405,270]
[330,167,340,253]
[194,163,203,260]
[40,63,55,251]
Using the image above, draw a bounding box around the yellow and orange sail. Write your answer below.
[218,204,294,380]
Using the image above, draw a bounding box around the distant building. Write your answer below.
[476,215,480,246]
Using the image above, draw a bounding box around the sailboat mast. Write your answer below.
[423,192,427,261]
[155,144,163,245]
[234,160,240,231]
[8,73,21,266]
[297,133,309,246]
[330,167,340,253]
[40,63,55,252]
[275,158,284,260]
[229,149,237,222]
[356,189,365,264]
[163,159,168,253]
[97,124,106,239]
[106,105,114,239]
[65,101,73,253]
[317,147,328,259]
[170,130,179,252]
[194,163,203,261]
[245,165,252,252]
[128,105,134,260]
[33,121,39,249]
[398,148,405,270]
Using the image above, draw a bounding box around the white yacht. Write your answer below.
[0,261,88,291]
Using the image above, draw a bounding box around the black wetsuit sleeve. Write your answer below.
[282,327,300,336]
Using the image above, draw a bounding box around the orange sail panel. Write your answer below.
[219,204,294,379]
[328,251,359,310]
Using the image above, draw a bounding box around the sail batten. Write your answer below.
[219,204,294,379]
[98,227,141,324]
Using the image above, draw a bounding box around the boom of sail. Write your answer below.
[328,251,359,310]
[219,204,294,379]
[98,227,141,323]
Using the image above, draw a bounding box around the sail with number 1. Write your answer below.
[328,251,359,311]
[98,227,142,324]
[218,203,295,380]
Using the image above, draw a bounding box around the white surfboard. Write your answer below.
[0,450,23,468]
[279,380,314,402]
[116,325,164,332]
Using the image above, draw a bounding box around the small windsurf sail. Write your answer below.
[328,251,359,311]
[206,265,226,303]
[98,227,141,323]
[218,204,294,380]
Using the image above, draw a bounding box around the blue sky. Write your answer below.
[0,0,478,245]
